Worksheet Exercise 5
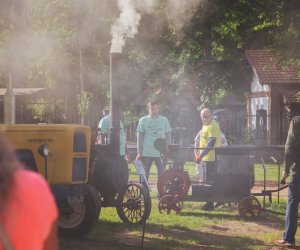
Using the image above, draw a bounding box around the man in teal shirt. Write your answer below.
[136,101,171,180]
[98,111,126,157]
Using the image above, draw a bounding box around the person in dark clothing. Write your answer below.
[276,116,300,248]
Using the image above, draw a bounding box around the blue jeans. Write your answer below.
[283,174,300,244]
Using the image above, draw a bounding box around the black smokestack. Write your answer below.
[109,52,121,154]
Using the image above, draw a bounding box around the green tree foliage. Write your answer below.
[0,0,299,122]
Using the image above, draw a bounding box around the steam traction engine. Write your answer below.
[90,52,151,226]
[156,140,261,217]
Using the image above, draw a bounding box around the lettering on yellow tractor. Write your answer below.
[73,152,87,158]
[27,138,54,143]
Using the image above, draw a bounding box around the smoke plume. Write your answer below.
[166,0,203,33]
[110,0,203,53]
[110,0,142,53]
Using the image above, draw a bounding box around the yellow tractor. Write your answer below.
[1,124,151,237]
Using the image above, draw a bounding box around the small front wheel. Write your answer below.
[158,195,183,214]
[116,182,151,224]
[238,195,261,217]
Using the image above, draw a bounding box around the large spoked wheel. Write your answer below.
[157,169,190,199]
[158,195,183,214]
[58,184,101,237]
[116,182,151,224]
[238,195,262,217]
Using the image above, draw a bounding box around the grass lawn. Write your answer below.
[128,161,285,182]
[60,161,300,250]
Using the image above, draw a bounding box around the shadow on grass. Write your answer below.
[179,211,241,220]
[59,199,287,250]
[180,206,285,231]
[59,221,140,250]
[60,219,266,250]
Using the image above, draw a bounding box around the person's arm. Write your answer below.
[197,137,216,160]
[220,131,228,146]
[194,131,200,156]
[98,118,104,130]
[197,122,220,162]
[125,148,130,162]
[194,140,199,156]
[283,118,296,178]
[43,219,58,250]
[162,118,172,153]
[136,132,144,160]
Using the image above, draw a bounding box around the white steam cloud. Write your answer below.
[110,0,203,53]
[110,0,142,53]
[166,0,203,33]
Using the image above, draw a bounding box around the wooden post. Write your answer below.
[4,77,15,124]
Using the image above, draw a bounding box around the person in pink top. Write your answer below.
[0,130,58,250]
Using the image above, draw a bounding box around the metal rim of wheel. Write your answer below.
[157,169,190,199]
[116,182,151,224]
[58,201,86,228]
[238,195,262,217]
[158,195,183,214]
[58,185,101,237]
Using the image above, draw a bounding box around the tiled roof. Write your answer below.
[281,89,300,104]
[245,50,300,85]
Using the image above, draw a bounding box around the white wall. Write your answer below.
[250,74,269,128]
[251,74,270,92]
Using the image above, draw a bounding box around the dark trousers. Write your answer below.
[200,161,216,208]
[283,174,300,244]
[199,161,216,182]
[142,156,164,180]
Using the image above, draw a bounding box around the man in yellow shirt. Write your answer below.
[195,108,221,210]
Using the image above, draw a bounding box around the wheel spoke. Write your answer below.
[117,183,151,224]
[158,170,190,198]
[158,195,182,214]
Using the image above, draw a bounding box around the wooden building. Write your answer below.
[0,88,49,124]
[245,50,300,144]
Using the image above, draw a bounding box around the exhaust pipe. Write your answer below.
[109,52,121,155]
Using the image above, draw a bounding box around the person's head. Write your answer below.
[102,107,110,116]
[0,129,21,211]
[147,101,159,117]
[200,108,213,125]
